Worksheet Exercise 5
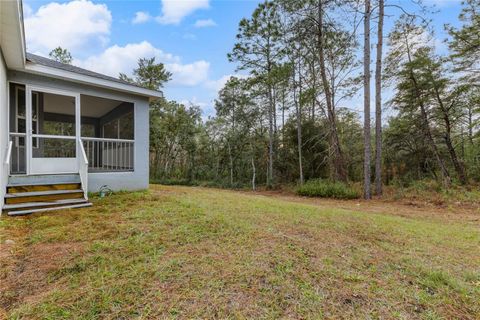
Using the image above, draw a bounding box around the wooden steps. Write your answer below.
[7,183,81,193]
[8,203,93,216]
[3,174,92,216]
[3,198,89,211]
[7,174,80,186]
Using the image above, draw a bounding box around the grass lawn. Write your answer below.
[1,185,479,319]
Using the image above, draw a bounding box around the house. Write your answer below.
[0,0,162,216]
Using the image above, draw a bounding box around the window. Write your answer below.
[15,87,39,148]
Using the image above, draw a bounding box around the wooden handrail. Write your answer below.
[79,139,88,165]
[4,141,13,165]
[78,139,89,200]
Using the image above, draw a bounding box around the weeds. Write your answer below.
[296,179,360,199]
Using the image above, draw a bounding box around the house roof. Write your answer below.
[26,53,138,89]
[24,53,163,100]
[1,0,162,100]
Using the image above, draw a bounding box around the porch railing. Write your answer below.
[82,137,134,172]
[8,132,26,174]
[6,134,134,174]
[3,140,13,180]
[78,140,89,199]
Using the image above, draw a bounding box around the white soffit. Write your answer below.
[0,0,26,69]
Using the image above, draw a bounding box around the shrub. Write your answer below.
[296,179,360,199]
[150,178,199,186]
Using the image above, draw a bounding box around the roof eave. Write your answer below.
[22,62,163,100]
[0,0,26,69]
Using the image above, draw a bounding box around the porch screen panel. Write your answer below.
[32,137,76,158]
[32,91,77,159]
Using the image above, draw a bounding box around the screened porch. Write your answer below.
[8,83,135,175]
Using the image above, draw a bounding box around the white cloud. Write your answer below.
[156,0,209,25]
[181,97,214,118]
[205,74,250,93]
[24,0,111,54]
[194,19,217,28]
[168,60,210,86]
[74,41,209,86]
[23,3,33,17]
[181,96,208,108]
[132,11,151,24]
[74,41,178,76]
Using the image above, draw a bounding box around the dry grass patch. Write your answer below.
[0,185,479,319]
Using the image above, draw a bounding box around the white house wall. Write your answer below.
[0,52,8,215]
[8,70,150,192]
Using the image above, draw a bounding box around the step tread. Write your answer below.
[7,182,81,188]
[5,189,84,198]
[7,203,93,216]
[8,174,80,186]
[3,198,88,210]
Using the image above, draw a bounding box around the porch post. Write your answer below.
[25,85,32,175]
[75,93,81,171]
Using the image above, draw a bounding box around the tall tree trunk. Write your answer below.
[251,155,256,191]
[228,141,234,186]
[317,0,347,182]
[266,28,274,188]
[363,0,372,199]
[374,0,384,196]
[467,105,474,144]
[282,89,286,145]
[403,34,451,187]
[294,56,304,185]
[419,100,451,187]
[311,59,316,121]
[444,128,467,184]
[267,85,274,187]
[431,85,468,184]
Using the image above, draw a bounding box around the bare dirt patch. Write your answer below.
[0,240,84,312]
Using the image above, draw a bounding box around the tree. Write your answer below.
[363,0,372,199]
[215,77,257,186]
[49,47,72,64]
[149,100,201,180]
[375,0,385,196]
[119,57,171,90]
[386,16,451,187]
[228,0,284,187]
[447,0,480,83]
[421,52,468,184]
[316,0,349,182]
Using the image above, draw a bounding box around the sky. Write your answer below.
[22,0,465,118]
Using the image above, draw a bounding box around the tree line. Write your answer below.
[124,0,479,197]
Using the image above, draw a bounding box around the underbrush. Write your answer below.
[150,178,248,189]
[296,179,360,199]
[384,179,480,206]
